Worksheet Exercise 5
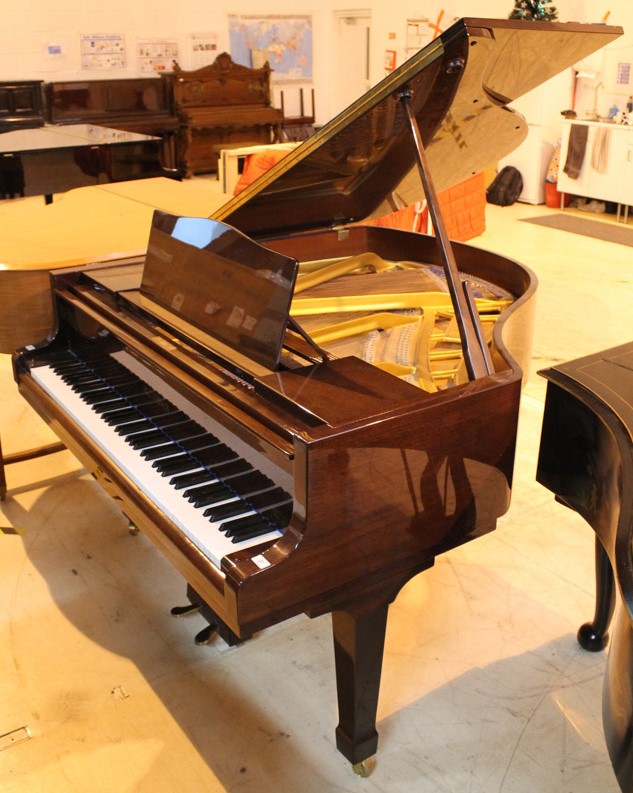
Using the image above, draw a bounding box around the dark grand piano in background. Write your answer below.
[0,123,179,203]
[537,344,633,793]
[9,18,621,774]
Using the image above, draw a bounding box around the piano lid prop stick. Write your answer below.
[398,86,493,380]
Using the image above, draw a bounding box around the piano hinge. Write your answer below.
[330,225,350,240]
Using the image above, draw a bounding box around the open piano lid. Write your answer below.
[214,17,622,237]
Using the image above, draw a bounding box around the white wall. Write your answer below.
[1,0,631,125]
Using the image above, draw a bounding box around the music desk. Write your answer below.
[0,124,172,203]
[537,342,633,793]
[0,176,228,497]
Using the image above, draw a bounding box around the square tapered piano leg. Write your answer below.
[331,603,389,774]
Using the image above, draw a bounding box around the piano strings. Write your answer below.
[291,253,513,391]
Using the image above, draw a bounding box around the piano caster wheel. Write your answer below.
[128,522,139,536]
[170,603,201,618]
[352,758,376,777]
[194,624,216,645]
[577,621,609,652]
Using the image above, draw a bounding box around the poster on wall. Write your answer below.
[137,38,179,72]
[405,11,450,60]
[228,14,312,82]
[80,34,126,70]
[188,32,220,69]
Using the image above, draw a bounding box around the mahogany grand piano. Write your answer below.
[7,18,621,774]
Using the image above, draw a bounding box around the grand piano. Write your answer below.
[537,343,633,793]
[8,18,621,774]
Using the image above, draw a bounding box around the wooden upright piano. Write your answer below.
[7,18,621,774]
[171,53,283,176]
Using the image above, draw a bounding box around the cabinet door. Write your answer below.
[558,122,633,205]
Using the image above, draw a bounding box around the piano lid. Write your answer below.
[214,17,622,237]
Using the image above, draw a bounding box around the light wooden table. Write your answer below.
[0,176,227,496]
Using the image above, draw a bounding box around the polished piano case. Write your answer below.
[10,17,622,774]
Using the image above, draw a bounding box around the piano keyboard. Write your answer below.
[30,346,292,570]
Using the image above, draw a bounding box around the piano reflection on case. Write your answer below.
[9,17,622,775]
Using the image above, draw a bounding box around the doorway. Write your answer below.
[330,11,371,119]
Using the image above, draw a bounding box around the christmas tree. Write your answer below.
[509,0,558,21]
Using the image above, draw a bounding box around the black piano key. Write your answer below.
[224,500,292,541]
[170,457,252,489]
[259,500,293,528]
[134,401,181,420]
[185,468,264,504]
[188,482,235,508]
[102,397,176,425]
[102,406,144,425]
[153,455,203,477]
[203,499,249,521]
[115,418,156,436]
[113,411,190,437]
[92,397,128,414]
[64,373,104,386]
[141,434,219,461]
[222,469,273,497]
[163,420,207,441]
[171,469,218,491]
[50,362,87,375]
[153,443,237,475]
[79,387,116,404]
[107,381,157,400]
[68,371,132,388]
[207,487,291,524]
[128,429,170,450]
[221,513,271,539]
[183,469,264,503]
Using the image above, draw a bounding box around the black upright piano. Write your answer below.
[9,18,621,774]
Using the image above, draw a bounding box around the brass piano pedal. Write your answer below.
[170,603,201,618]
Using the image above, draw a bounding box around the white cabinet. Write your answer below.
[558,119,633,206]
[498,72,572,204]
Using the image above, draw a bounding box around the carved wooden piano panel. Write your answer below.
[171,53,283,176]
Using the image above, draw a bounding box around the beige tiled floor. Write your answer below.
[1,193,632,792]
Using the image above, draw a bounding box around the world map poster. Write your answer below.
[228,15,312,82]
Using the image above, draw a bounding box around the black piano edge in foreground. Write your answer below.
[537,341,633,793]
